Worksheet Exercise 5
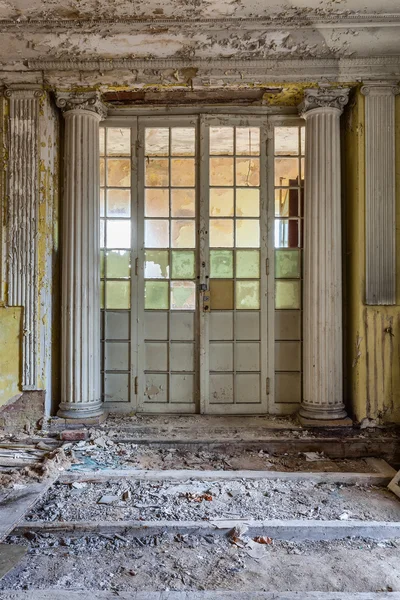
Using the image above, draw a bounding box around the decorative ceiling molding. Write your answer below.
[2,13,400,30]
[26,57,400,83]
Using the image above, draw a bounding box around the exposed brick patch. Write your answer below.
[0,391,45,433]
[59,430,88,442]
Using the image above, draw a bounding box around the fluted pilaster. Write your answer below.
[299,87,350,420]
[361,81,399,305]
[56,92,107,418]
[5,86,43,390]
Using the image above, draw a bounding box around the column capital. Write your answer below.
[3,85,44,100]
[300,86,350,116]
[361,80,400,97]
[55,91,107,120]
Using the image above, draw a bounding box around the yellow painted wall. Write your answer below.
[0,306,22,406]
[345,89,400,424]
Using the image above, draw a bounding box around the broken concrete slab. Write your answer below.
[0,544,28,580]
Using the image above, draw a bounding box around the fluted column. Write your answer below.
[361,81,399,305]
[56,92,107,419]
[5,86,43,390]
[299,87,350,421]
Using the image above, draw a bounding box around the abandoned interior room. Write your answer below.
[1,0,400,598]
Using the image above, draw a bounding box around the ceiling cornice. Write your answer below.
[3,13,400,31]
[26,56,400,84]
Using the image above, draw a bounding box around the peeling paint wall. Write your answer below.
[0,306,22,406]
[37,93,60,415]
[344,89,400,424]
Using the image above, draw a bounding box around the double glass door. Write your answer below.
[101,115,273,414]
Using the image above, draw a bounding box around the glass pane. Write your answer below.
[145,281,168,309]
[274,219,299,248]
[236,158,259,187]
[171,189,195,217]
[171,128,195,156]
[145,128,169,156]
[145,250,169,279]
[275,127,299,156]
[236,281,260,310]
[145,189,169,218]
[107,189,131,218]
[99,128,105,157]
[210,158,234,186]
[275,158,299,186]
[171,159,195,187]
[100,280,104,309]
[107,220,131,249]
[210,127,233,155]
[301,127,305,155]
[100,159,105,186]
[210,219,234,247]
[236,250,260,278]
[171,250,195,279]
[236,188,259,217]
[210,188,234,217]
[275,280,300,309]
[210,250,233,278]
[107,250,131,278]
[100,250,105,278]
[236,220,260,248]
[106,128,131,156]
[100,219,105,248]
[145,220,169,248]
[236,127,260,156]
[100,188,105,217]
[171,281,196,310]
[301,158,305,185]
[106,281,130,309]
[275,188,299,217]
[275,249,300,278]
[210,279,234,310]
[107,159,131,187]
[145,159,169,187]
[171,220,195,248]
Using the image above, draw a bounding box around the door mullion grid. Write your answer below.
[130,118,139,410]
[199,116,210,414]
[232,127,237,405]
[136,123,146,411]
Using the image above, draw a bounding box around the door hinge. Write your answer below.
[266,377,270,395]
[134,376,139,395]
[135,258,139,276]
[266,258,269,276]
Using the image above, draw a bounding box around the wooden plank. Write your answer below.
[60,467,394,486]
[1,592,400,600]
[0,477,57,541]
[13,518,400,541]
[0,543,28,579]
[388,469,400,500]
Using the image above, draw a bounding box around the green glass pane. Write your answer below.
[171,281,196,310]
[106,281,130,309]
[236,281,260,310]
[145,250,169,279]
[107,250,131,278]
[171,251,195,279]
[236,250,260,279]
[275,250,300,278]
[100,250,105,278]
[100,280,104,309]
[145,281,168,309]
[210,250,233,278]
[275,280,300,309]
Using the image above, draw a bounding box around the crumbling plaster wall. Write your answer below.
[345,89,400,425]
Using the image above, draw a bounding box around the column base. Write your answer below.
[298,403,348,422]
[57,400,104,420]
[298,415,353,428]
